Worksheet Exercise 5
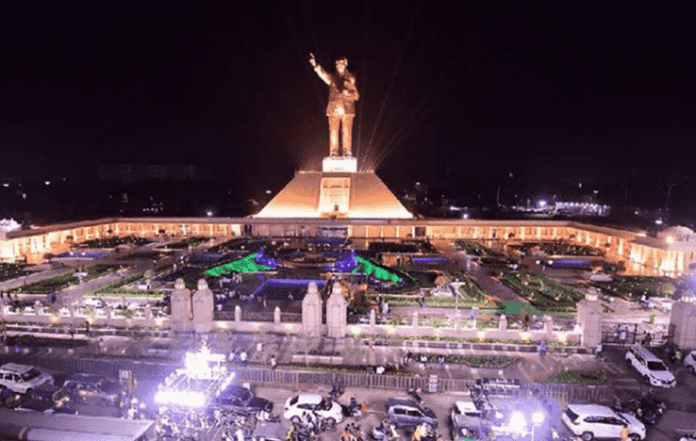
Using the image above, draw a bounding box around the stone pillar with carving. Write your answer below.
[170,278,193,332]
[326,281,347,338]
[576,288,603,348]
[34,301,42,317]
[193,279,214,334]
[302,281,323,337]
[670,291,696,350]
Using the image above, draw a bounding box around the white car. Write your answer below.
[684,350,696,375]
[0,363,54,394]
[283,394,343,424]
[625,346,676,388]
[562,404,645,441]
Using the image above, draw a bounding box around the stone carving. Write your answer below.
[310,54,360,157]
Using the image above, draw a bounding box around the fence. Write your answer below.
[601,321,671,346]
[0,353,612,404]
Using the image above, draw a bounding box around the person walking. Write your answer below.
[643,333,652,347]
[595,342,603,359]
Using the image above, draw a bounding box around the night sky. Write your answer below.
[1,1,695,211]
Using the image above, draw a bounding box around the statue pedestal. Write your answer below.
[323,156,357,173]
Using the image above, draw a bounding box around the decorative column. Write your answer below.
[170,278,193,332]
[670,291,696,350]
[576,288,603,348]
[302,282,323,337]
[192,279,214,333]
[326,281,347,338]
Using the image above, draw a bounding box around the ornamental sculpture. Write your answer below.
[310,54,360,157]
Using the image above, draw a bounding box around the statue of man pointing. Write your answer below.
[310,54,360,157]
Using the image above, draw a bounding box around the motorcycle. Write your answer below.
[329,382,345,401]
[680,434,696,441]
[407,387,424,406]
[612,394,665,425]
[371,422,398,441]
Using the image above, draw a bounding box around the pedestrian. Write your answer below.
[643,333,652,347]
[437,355,445,369]
[85,321,90,337]
[270,354,278,370]
[619,327,627,344]
[620,424,629,441]
[240,350,248,367]
[419,296,425,309]
[538,341,547,357]
[595,343,603,359]
[69,323,75,340]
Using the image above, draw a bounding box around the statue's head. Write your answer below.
[335,57,348,74]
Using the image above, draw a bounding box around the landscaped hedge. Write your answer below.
[543,370,607,385]
[495,270,583,312]
[591,275,678,301]
[0,263,28,282]
[77,236,153,248]
[453,240,505,257]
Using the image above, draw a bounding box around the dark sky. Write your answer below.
[1,1,695,207]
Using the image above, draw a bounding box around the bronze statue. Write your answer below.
[310,54,360,157]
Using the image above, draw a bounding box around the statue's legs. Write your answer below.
[328,115,341,156]
[341,115,354,157]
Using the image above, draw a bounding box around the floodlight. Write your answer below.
[532,411,544,425]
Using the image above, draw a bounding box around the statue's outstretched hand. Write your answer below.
[309,53,317,68]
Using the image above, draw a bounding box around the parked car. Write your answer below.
[625,346,676,388]
[63,373,124,407]
[15,383,74,413]
[684,350,696,374]
[562,404,646,441]
[0,363,54,394]
[450,399,485,440]
[284,394,343,424]
[386,398,438,429]
[214,385,273,417]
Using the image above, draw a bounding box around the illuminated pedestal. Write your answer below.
[255,157,411,219]
[322,156,357,173]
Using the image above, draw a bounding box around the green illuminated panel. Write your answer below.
[204,252,272,276]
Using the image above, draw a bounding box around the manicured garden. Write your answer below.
[7,265,119,294]
[454,240,505,257]
[494,270,584,312]
[78,236,153,248]
[591,275,678,301]
[0,262,28,282]
[509,242,604,257]
[161,237,209,249]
